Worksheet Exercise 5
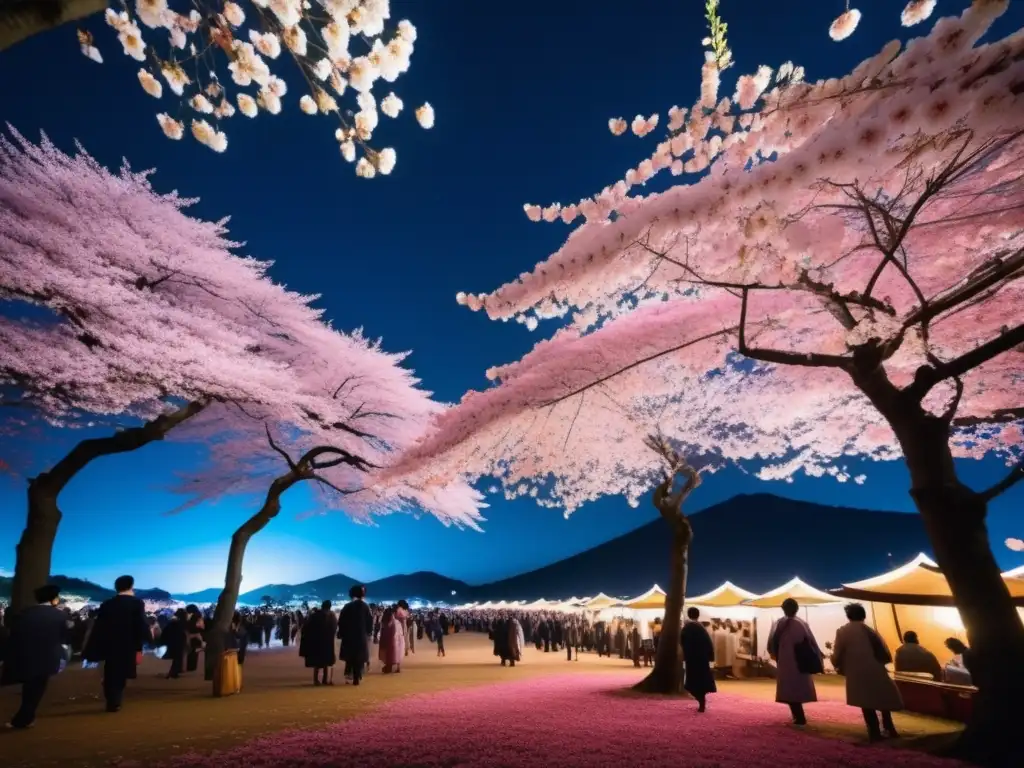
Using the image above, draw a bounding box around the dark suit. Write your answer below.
[83,594,149,711]
[337,600,372,685]
[2,603,69,727]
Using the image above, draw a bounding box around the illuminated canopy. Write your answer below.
[1003,564,1024,579]
[625,584,667,610]
[832,553,1024,607]
[743,577,841,608]
[584,593,619,610]
[688,581,759,607]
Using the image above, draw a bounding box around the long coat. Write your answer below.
[681,621,717,697]
[300,610,337,668]
[507,618,524,661]
[338,599,373,667]
[493,618,510,659]
[767,616,821,704]
[378,609,406,666]
[832,621,903,711]
[83,594,149,680]
[1,604,69,684]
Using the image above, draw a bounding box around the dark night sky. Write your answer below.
[1,0,1021,593]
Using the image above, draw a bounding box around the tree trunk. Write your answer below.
[204,472,299,685]
[8,401,208,617]
[0,0,109,52]
[634,514,692,694]
[855,367,1024,766]
[9,478,63,622]
[899,426,1024,766]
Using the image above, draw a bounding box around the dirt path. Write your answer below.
[0,634,954,767]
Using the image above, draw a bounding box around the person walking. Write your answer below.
[2,585,69,729]
[832,603,903,742]
[767,598,823,726]
[680,607,716,713]
[82,575,149,712]
[338,585,373,686]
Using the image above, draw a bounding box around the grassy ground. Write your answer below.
[0,633,960,767]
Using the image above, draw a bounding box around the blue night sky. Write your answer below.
[1,1,1021,594]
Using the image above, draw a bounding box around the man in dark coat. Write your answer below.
[300,602,337,685]
[3,584,69,729]
[338,586,373,686]
[680,606,716,712]
[82,575,149,712]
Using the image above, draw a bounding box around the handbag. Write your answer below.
[775,618,823,674]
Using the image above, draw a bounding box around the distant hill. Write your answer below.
[4,493,934,607]
[174,571,472,606]
[468,493,932,601]
[0,574,171,603]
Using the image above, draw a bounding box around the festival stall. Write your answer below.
[584,593,619,611]
[743,577,845,665]
[831,553,1024,665]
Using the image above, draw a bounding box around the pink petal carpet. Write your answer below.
[147,673,964,768]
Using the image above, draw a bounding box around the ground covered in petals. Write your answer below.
[153,672,963,768]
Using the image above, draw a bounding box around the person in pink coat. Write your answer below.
[378,602,408,673]
[767,598,823,726]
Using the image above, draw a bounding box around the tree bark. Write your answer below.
[204,472,300,684]
[0,0,109,52]
[9,401,208,617]
[634,513,692,694]
[855,366,1024,766]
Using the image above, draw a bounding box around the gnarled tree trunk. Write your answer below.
[634,512,692,694]
[0,0,109,52]
[9,401,207,617]
[857,367,1024,766]
[204,472,299,684]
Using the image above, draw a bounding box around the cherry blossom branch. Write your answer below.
[738,289,849,369]
[980,461,1024,503]
[538,326,738,408]
[264,423,298,472]
[953,407,1024,428]
[907,323,1024,402]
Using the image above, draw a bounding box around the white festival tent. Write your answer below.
[741,577,846,666]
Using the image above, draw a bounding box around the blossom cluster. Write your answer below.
[81,0,435,175]
[395,1,1023,513]
[0,130,484,528]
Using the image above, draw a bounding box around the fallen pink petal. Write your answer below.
[150,673,964,768]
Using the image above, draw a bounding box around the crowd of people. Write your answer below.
[1,581,978,744]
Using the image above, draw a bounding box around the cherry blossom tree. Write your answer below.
[399,1,1023,754]
[166,323,484,681]
[0,1,434,175]
[0,131,474,623]
[386,335,816,693]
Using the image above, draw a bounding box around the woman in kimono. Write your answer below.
[767,598,823,725]
[379,603,407,673]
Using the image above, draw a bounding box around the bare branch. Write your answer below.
[980,461,1024,503]
[907,323,1024,401]
[941,377,965,424]
[265,424,298,472]
[953,407,1024,428]
[738,289,850,369]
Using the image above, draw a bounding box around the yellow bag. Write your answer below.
[214,649,242,697]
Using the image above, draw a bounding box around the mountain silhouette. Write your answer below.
[470,493,932,601]
[0,574,171,603]
[3,494,933,606]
